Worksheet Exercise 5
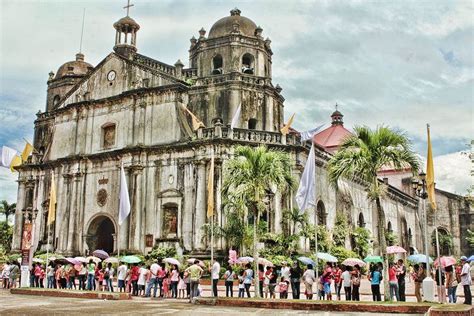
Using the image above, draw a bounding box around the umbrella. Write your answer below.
[297,256,316,266]
[386,246,407,254]
[236,256,254,264]
[434,256,456,268]
[186,258,205,267]
[92,250,109,259]
[407,254,433,264]
[74,256,88,263]
[104,257,119,264]
[74,264,83,271]
[342,258,366,267]
[364,255,383,263]
[163,258,181,266]
[86,256,102,264]
[120,255,141,264]
[467,255,474,262]
[257,258,273,267]
[317,252,338,263]
[65,257,81,265]
[32,258,44,263]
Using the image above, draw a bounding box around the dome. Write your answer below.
[208,8,258,39]
[55,53,93,79]
[113,16,140,31]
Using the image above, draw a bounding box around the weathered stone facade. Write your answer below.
[12,9,471,258]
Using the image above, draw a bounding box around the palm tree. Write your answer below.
[327,126,419,300]
[0,200,16,225]
[282,207,308,235]
[222,145,295,298]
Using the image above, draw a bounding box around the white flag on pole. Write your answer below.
[230,103,242,129]
[295,143,316,214]
[300,124,325,142]
[119,162,131,225]
[0,146,18,167]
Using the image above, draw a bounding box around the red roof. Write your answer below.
[313,124,352,152]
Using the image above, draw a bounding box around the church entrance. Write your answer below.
[86,216,115,254]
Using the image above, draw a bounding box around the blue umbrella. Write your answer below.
[408,254,433,264]
[467,255,474,262]
[297,256,315,266]
[317,252,338,263]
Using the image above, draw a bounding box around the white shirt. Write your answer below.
[303,269,316,285]
[281,266,290,281]
[138,267,148,285]
[461,262,471,286]
[150,263,160,278]
[117,264,127,280]
[341,270,351,287]
[211,262,220,280]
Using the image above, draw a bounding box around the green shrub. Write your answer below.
[330,246,358,264]
[148,246,177,260]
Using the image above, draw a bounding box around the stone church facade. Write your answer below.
[12,9,472,258]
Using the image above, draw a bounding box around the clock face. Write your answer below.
[107,70,116,81]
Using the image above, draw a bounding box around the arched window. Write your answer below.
[316,200,326,226]
[241,53,254,74]
[102,123,116,149]
[212,55,223,75]
[163,203,178,237]
[52,95,60,107]
[432,227,453,256]
[248,118,257,130]
[358,212,365,228]
[387,221,393,233]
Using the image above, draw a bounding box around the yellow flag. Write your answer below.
[280,113,295,135]
[47,173,57,225]
[9,155,21,172]
[21,142,34,162]
[207,154,214,218]
[184,107,205,131]
[426,124,436,210]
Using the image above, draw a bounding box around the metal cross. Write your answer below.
[123,0,134,16]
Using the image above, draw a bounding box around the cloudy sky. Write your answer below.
[0,0,472,203]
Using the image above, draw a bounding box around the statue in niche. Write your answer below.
[163,205,178,237]
[103,124,116,148]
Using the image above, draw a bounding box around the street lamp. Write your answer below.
[411,172,435,302]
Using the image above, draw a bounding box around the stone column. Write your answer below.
[182,163,195,251]
[128,164,144,252]
[194,160,206,250]
[66,171,82,255]
[215,162,223,250]
[59,174,73,253]
[12,179,27,251]
[273,191,282,234]
[228,89,240,127]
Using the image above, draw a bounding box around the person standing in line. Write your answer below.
[178,271,186,299]
[210,259,220,297]
[414,264,425,302]
[129,263,140,296]
[2,262,11,289]
[157,263,167,298]
[106,263,115,292]
[184,260,203,302]
[368,265,382,301]
[278,277,289,299]
[388,263,400,301]
[281,262,290,283]
[137,264,148,296]
[341,266,352,301]
[258,265,265,298]
[333,265,342,300]
[243,263,253,298]
[34,263,42,287]
[434,266,446,304]
[289,262,302,299]
[39,264,45,288]
[460,256,472,305]
[183,268,190,299]
[9,262,19,289]
[145,260,160,297]
[86,260,96,291]
[322,263,333,301]
[223,266,235,297]
[117,262,127,292]
[351,265,361,301]
[78,263,87,290]
[396,259,406,301]
[238,270,245,298]
[170,264,179,298]
[269,267,278,299]
[264,266,272,298]
[302,264,316,300]
[445,264,458,303]
[46,262,54,289]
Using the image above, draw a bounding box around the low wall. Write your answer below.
[10,288,131,300]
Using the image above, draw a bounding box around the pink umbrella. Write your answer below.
[434,256,456,268]
[92,250,109,259]
[65,257,80,265]
[386,246,407,254]
[341,258,366,267]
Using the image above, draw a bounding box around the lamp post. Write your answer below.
[411,172,435,302]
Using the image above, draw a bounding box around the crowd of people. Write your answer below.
[1,255,472,305]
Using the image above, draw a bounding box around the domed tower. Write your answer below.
[45,52,93,112]
[187,8,283,131]
[113,15,140,58]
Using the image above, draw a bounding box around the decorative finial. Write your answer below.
[123,0,134,17]
[79,8,86,53]
[199,27,206,38]
[335,103,338,111]
[230,8,241,16]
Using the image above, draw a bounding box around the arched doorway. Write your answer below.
[86,215,116,254]
[316,200,327,226]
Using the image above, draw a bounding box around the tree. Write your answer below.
[281,207,308,236]
[467,229,474,248]
[0,221,13,252]
[327,126,419,300]
[222,145,295,298]
[0,200,16,225]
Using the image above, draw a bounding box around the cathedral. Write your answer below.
[12,8,473,258]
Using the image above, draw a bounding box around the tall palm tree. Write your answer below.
[327,126,419,300]
[222,145,295,298]
[0,200,16,225]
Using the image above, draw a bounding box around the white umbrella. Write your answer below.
[86,256,102,264]
[104,257,119,264]
[75,257,88,263]
[164,258,181,266]
[257,258,273,267]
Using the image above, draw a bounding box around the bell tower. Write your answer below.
[113,0,140,58]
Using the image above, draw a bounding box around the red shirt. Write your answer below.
[130,266,140,281]
[334,268,342,284]
[258,271,264,281]
[389,267,397,282]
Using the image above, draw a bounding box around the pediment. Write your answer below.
[157,188,183,198]
[57,53,181,109]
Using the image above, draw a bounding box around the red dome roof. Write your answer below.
[313,108,352,153]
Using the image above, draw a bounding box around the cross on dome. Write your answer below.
[123,0,134,16]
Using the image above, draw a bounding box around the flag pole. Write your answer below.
[314,205,319,286]
[46,223,50,273]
